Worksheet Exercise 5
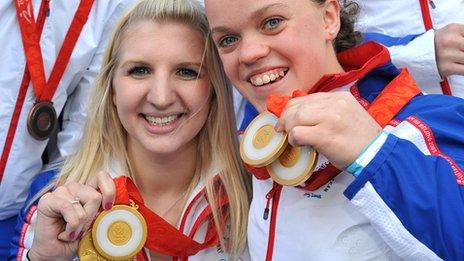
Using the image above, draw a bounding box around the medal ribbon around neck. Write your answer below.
[14,0,94,103]
[113,176,228,257]
[15,0,94,140]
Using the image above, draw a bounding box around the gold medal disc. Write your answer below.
[78,231,129,261]
[90,205,147,260]
[240,112,288,167]
[267,144,318,186]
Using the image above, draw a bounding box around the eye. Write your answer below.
[263,17,283,31]
[176,68,199,79]
[127,66,150,77]
[218,35,238,48]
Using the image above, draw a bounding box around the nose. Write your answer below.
[146,73,176,109]
[238,36,270,65]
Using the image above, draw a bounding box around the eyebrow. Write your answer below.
[177,62,203,68]
[251,3,287,20]
[211,3,288,35]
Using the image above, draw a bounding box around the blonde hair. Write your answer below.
[41,0,250,256]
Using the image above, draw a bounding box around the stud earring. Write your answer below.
[329,30,336,35]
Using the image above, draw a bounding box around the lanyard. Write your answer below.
[15,0,94,140]
[15,0,94,102]
[113,176,226,258]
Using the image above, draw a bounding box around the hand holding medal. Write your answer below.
[240,90,318,186]
[28,171,117,260]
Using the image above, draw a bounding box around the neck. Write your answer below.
[128,139,199,200]
[326,44,345,74]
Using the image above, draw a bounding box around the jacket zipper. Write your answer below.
[264,182,283,261]
[429,0,436,9]
[44,0,51,16]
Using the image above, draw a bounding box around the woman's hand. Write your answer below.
[275,91,382,170]
[434,23,464,77]
[28,171,116,261]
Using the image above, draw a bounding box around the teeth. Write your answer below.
[250,69,286,87]
[145,115,179,126]
[262,75,270,84]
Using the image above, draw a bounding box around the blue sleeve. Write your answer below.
[8,170,58,260]
[363,32,421,47]
[345,95,464,260]
[239,101,259,131]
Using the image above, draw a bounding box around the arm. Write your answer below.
[363,24,464,94]
[9,170,57,260]
[363,31,443,93]
[344,95,464,260]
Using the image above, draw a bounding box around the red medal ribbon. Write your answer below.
[113,176,228,258]
[0,0,49,181]
[248,42,421,190]
[15,0,94,102]
[1,0,95,181]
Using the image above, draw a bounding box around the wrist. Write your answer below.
[26,249,45,261]
[27,248,50,261]
[346,130,388,176]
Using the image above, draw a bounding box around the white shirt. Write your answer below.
[0,0,134,220]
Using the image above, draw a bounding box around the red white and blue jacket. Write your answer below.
[241,42,464,260]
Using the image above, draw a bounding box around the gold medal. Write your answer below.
[240,112,288,167]
[27,101,57,140]
[78,231,117,261]
[242,111,319,186]
[78,202,147,260]
[267,144,318,186]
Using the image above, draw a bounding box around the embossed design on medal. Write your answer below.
[267,143,318,186]
[78,200,147,261]
[241,111,318,186]
[27,101,58,140]
[240,112,288,167]
[78,232,109,261]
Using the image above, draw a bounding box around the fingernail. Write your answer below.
[105,202,113,210]
[69,231,76,240]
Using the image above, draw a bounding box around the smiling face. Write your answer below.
[113,20,211,158]
[206,0,342,111]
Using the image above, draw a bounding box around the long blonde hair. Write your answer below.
[46,0,250,256]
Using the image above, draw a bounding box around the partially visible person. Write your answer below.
[206,0,464,260]
[355,0,464,97]
[9,0,251,260]
[0,0,133,257]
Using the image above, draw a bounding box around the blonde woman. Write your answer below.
[10,0,251,260]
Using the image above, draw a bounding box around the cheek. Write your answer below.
[220,54,239,80]
[113,87,138,124]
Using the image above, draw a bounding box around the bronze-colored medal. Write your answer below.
[78,203,147,261]
[27,101,57,140]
